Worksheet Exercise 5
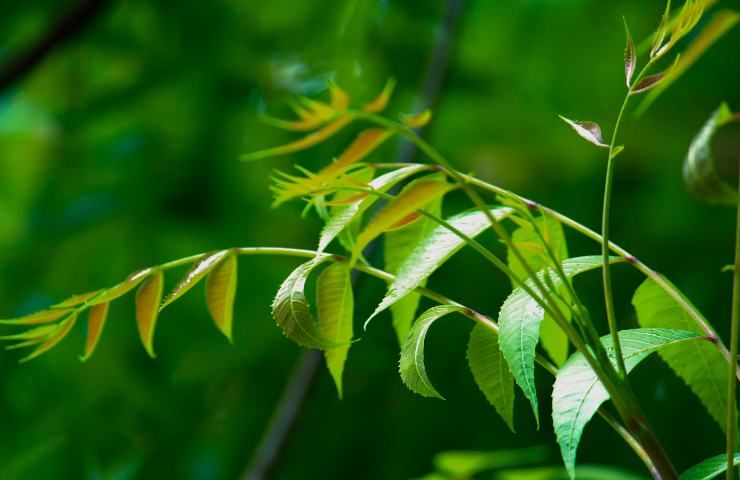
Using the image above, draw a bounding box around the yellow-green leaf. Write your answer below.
[54,290,103,308]
[317,263,354,398]
[136,270,164,358]
[205,252,238,342]
[81,302,109,361]
[329,82,350,111]
[363,78,396,113]
[161,250,230,310]
[91,268,153,304]
[0,308,75,326]
[402,109,432,128]
[20,315,78,363]
[352,177,452,262]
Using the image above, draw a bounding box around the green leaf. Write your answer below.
[683,102,739,205]
[399,305,463,399]
[433,446,549,477]
[368,207,513,326]
[316,263,354,398]
[352,176,452,262]
[633,277,732,433]
[272,259,340,349]
[384,193,442,344]
[680,453,740,480]
[205,252,238,342]
[467,324,515,431]
[0,308,75,326]
[19,314,78,363]
[318,165,428,253]
[507,216,570,367]
[497,465,649,480]
[552,328,702,479]
[161,250,230,310]
[499,256,615,426]
[81,302,109,361]
[91,268,153,304]
[136,270,164,358]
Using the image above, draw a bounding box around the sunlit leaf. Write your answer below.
[683,102,739,205]
[352,177,452,262]
[54,290,103,308]
[402,109,433,128]
[316,263,354,398]
[161,250,230,310]
[623,17,636,88]
[0,324,58,341]
[384,196,442,343]
[610,145,625,159]
[558,116,609,148]
[507,216,570,367]
[328,167,376,253]
[651,0,673,57]
[399,305,463,399]
[631,71,668,93]
[272,259,340,349]
[467,324,515,431]
[91,268,153,304]
[679,453,740,480]
[241,115,353,162]
[633,277,732,433]
[0,308,75,326]
[329,82,350,111]
[363,78,396,113]
[205,252,238,342]
[499,256,617,426]
[553,328,701,479]
[136,270,164,358]
[318,165,429,253]
[19,315,78,363]
[81,302,109,361]
[433,447,550,477]
[368,207,513,326]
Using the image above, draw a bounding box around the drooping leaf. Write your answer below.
[316,263,354,398]
[241,115,352,162]
[272,259,340,349]
[507,216,571,367]
[402,109,433,128]
[368,207,513,325]
[467,324,516,432]
[318,165,429,253]
[683,102,739,205]
[205,252,238,342]
[0,308,75,326]
[633,277,732,433]
[161,250,230,310]
[623,17,636,88]
[363,78,396,113]
[19,314,78,363]
[631,71,668,93]
[639,10,739,114]
[351,176,452,262]
[558,116,609,148]
[679,453,740,480]
[499,256,617,426]
[552,328,701,479]
[384,196,442,343]
[81,302,109,361]
[399,305,464,399]
[136,270,164,358]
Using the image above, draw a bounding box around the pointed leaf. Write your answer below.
[624,18,636,87]
[553,328,701,479]
[318,165,429,253]
[136,270,164,358]
[610,145,625,159]
[683,102,739,205]
[467,324,516,431]
[272,259,340,349]
[161,250,230,310]
[326,128,391,175]
[651,0,672,57]
[317,263,354,398]
[352,177,452,262]
[241,115,352,162]
[558,116,609,148]
[680,453,740,480]
[81,302,109,361]
[91,268,153,304]
[20,315,78,362]
[499,256,617,426]
[631,71,668,93]
[329,82,350,111]
[54,290,103,308]
[402,109,433,128]
[399,305,463,399]
[363,78,396,113]
[633,277,732,432]
[0,308,75,326]
[384,196,442,343]
[369,207,513,325]
[0,324,58,341]
[507,216,571,367]
[205,252,238,342]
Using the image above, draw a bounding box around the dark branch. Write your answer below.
[0,0,110,93]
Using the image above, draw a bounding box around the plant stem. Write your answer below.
[726,167,740,480]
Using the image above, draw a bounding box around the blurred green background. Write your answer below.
[0,0,738,479]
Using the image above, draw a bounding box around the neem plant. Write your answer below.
[1,2,738,479]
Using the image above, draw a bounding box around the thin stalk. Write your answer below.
[726,168,740,480]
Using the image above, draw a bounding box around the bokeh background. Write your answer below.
[0,0,738,479]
